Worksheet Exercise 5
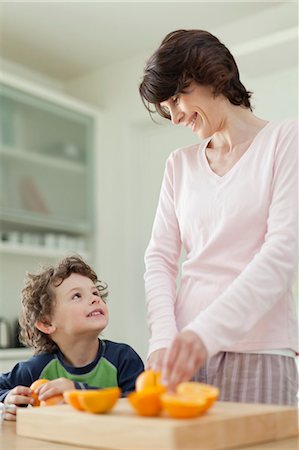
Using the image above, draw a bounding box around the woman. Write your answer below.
[139,29,298,405]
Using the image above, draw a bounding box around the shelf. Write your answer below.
[0,145,86,173]
[0,241,90,259]
[0,207,91,234]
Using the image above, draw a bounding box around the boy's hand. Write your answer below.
[37,378,75,401]
[3,386,34,421]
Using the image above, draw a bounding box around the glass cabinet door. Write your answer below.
[0,83,94,233]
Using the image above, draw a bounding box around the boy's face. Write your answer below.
[49,273,109,339]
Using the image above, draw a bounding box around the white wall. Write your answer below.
[65,49,298,361]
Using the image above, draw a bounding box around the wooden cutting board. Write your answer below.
[17,399,298,450]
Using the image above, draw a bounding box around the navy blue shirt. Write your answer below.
[0,339,144,402]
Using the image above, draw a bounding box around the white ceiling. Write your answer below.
[0,1,297,82]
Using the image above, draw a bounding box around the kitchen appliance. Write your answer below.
[0,317,11,348]
[12,318,25,348]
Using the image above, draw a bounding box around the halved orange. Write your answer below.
[40,394,64,407]
[127,385,166,417]
[135,370,163,391]
[63,390,85,411]
[30,379,49,406]
[161,393,208,419]
[77,388,121,414]
[176,382,219,408]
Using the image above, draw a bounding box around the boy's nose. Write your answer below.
[89,296,100,304]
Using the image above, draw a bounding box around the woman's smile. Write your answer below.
[185,112,198,131]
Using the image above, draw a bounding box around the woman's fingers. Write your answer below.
[146,348,167,371]
[162,330,207,390]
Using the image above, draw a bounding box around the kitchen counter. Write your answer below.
[1,421,298,450]
[0,348,33,373]
[0,347,33,359]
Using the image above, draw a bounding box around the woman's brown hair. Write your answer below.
[139,29,252,119]
[19,255,108,354]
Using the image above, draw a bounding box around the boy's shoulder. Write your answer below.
[101,339,144,374]
[102,339,142,361]
[103,339,136,353]
[19,352,56,371]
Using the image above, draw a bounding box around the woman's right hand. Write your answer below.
[146,348,167,372]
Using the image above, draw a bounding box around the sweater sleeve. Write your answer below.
[144,153,182,356]
[185,120,298,356]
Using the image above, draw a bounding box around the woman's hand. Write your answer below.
[3,385,34,421]
[162,330,208,391]
[37,378,75,401]
[146,348,167,372]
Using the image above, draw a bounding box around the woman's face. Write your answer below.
[160,82,226,139]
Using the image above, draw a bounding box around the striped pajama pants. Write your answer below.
[193,352,298,406]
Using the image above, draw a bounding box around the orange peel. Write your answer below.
[135,369,163,391]
[161,393,209,419]
[63,390,85,411]
[176,382,219,408]
[40,394,64,407]
[30,379,49,406]
[75,387,121,414]
[127,385,166,416]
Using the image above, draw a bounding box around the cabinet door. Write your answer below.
[0,83,94,233]
[0,81,96,333]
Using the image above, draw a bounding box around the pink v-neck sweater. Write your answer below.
[144,119,298,358]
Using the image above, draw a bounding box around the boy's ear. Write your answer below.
[35,319,56,335]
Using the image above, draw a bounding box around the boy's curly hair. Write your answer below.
[19,255,108,355]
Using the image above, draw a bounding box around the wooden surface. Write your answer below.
[16,399,298,450]
[2,421,298,450]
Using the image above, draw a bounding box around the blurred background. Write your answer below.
[0,1,297,369]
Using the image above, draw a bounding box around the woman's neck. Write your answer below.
[209,106,268,152]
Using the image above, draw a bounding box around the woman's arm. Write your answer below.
[145,153,182,356]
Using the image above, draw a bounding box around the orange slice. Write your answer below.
[77,388,121,414]
[40,394,64,407]
[135,370,163,391]
[127,385,166,416]
[161,393,209,419]
[176,382,219,408]
[63,390,85,411]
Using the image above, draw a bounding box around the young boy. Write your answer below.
[0,255,144,420]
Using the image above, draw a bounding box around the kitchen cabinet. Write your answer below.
[0,73,100,342]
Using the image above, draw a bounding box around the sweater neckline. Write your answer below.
[200,121,272,181]
[56,338,105,374]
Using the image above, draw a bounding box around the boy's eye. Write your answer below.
[72,293,81,300]
[172,96,179,105]
[93,290,100,296]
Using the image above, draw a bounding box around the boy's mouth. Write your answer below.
[87,308,105,317]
